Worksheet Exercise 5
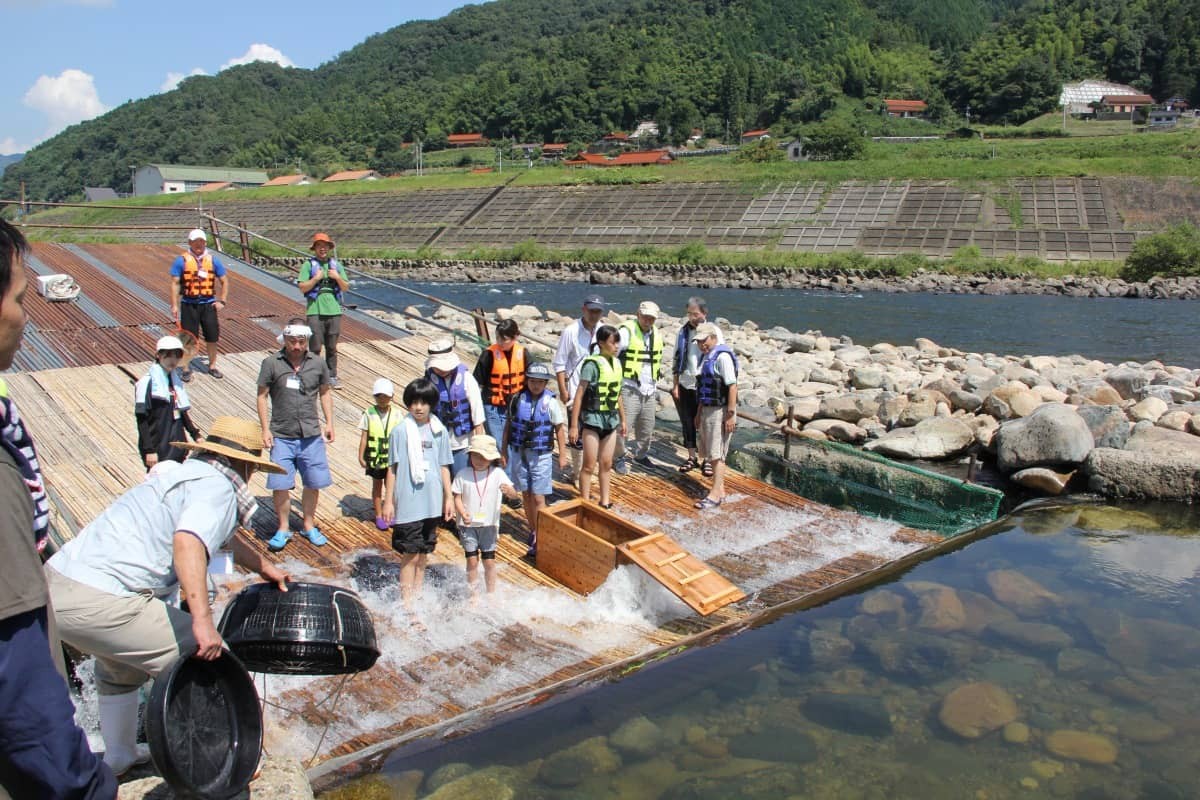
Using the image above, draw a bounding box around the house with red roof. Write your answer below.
[196,181,235,192]
[448,133,489,147]
[564,150,673,168]
[1099,94,1154,113]
[884,99,928,119]
[262,174,311,187]
[740,129,770,143]
[323,169,381,183]
[541,143,568,162]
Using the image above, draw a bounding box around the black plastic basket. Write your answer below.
[218,581,380,676]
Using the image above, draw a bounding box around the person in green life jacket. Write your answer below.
[358,378,401,531]
[297,232,350,389]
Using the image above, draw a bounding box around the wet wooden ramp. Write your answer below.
[7,336,946,775]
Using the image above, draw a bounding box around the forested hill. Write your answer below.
[6,0,1199,201]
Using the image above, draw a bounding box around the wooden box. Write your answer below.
[537,499,745,616]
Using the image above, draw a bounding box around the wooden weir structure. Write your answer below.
[6,242,985,787]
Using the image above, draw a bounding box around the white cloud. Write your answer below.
[22,69,108,138]
[0,137,29,155]
[160,68,207,93]
[221,44,295,71]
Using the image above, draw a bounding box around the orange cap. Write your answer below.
[310,232,334,250]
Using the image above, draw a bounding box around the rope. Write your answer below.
[39,275,81,302]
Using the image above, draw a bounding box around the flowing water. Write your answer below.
[354,280,1200,367]
[329,501,1200,799]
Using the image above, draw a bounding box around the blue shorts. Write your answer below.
[484,404,507,445]
[451,447,470,477]
[508,446,552,495]
[266,435,333,491]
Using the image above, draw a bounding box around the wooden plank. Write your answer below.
[678,569,712,586]
[617,532,746,616]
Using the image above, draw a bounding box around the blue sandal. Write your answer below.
[266,530,292,551]
[303,527,328,546]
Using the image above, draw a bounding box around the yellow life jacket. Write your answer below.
[619,319,662,381]
[364,406,400,469]
[583,354,621,412]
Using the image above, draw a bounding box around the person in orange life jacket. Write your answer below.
[502,361,568,557]
[613,300,663,472]
[358,378,400,531]
[472,319,525,452]
[169,228,228,382]
[569,325,626,509]
[672,296,722,477]
[424,339,485,477]
[0,219,117,798]
[134,335,202,471]
[297,232,350,390]
[257,318,335,552]
[693,323,738,510]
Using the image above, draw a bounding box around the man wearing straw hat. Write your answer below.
[297,232,350,390]
[169,228,229,382]
[45,416,290,778]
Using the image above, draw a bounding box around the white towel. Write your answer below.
[405,414,446,485]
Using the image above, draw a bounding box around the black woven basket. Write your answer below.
[217,581,380,676]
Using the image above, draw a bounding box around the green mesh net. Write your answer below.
[728,438,1003,537]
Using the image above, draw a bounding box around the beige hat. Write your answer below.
[425,338,460,373]
[637,301,660,318]
[172,416,285,474]
[694,322,720,340]
[467,434,501,461]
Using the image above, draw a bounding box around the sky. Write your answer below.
[0,0,478,155]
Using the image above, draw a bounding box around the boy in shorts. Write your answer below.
[503,362,568,557]
[357,378,400,530]
[382,378,453,624]
[451,435,518,600]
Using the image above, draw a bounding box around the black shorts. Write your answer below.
[364,466,388,480]
[583,422,617,439]
[180,302,220,343]
[392,517,440,555]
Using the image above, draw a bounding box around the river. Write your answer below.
[352,280,1200,368]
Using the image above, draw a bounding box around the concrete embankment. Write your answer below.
[381,301,1200,502]
[266,257,1200,299]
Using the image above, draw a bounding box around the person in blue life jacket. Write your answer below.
[502,362,568,556]
[424,339,486,476]
[692,323,738,510]
[297,232,350,389]
[671,296,722,477]
[569,325,626,510]
[0,218,116,798]
[357,378,401,531]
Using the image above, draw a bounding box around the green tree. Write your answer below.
[802,120,865,160]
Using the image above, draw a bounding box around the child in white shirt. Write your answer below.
[451,435,517,599]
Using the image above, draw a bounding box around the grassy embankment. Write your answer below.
[19,127,1200,281]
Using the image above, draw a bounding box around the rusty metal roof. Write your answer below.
[10,243,399,372]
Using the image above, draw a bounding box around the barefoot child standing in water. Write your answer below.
[452,435,518,600]
[382,378,453,626]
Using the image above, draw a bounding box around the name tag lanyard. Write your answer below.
[470,466,494,523]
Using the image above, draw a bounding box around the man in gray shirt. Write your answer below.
[257,318,335,551]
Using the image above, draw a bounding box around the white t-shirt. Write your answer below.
[451,464,514,528]
[47,459,239,598]
[552,320,598,403]
[679,324,725,390]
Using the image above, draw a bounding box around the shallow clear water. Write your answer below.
[353,279,1200,368]
[331,501,1200,799]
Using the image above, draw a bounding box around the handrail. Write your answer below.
[0,198,200,212]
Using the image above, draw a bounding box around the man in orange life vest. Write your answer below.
[169,228,229,381]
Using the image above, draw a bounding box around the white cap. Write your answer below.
[187,228,207,242]
[638,301,660,318]
[372,378,394,397]
[155,335,184,352]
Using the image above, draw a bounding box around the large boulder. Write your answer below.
[1075,405,1130,449]
[1085,447,1200,501]
[1129,396,1169,423]
[898,389,944,426]
[995,403,1095,473]
[863,417,974,460]
[1104,366,1149,400]
[938,682,1019,739]
[1072,378,1124,406]
[1123,426,1200,458]
[818,394,880,422]
[538,737,621,787]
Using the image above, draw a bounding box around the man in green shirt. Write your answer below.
[297,232,350,389]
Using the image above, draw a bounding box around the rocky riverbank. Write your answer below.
[269,257,1200,299]
[376,301,1200,502]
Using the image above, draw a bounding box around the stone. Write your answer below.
[1130,396,1169,423]
[1120,714,1174,743]
[1104,366,1149,400]
[785,334,817,353]
[661,765,805,800]
[785,381,840,398]
[1044,730,1118,765]
[804,418,867,444]
[949,389,983,413]
[865,631,974,681]
[985,569,1061,617]
[1073,506,1160,531]
[1124,426,1200,458]
[1085,447,1200,501]
[807,629,856,668]
[427,763,475,791]
[957,589,1018,634]
[1158,410,1193,431]
[424,769,521,800]
[987,620,1074,652]
[803,692,893,737]
[727,725,818,764]
[818,394,880,422]
[538,736,621,787]
[938,682,1019,739]
[809,367,843,385]
[876,393,909,427]
[1004,722,1031,744]
[995,403,1094,473]
[863,417,975,460]
[898,389,944,426]
[1072,379,1124,406]
[610,716,665,760]
[1010,467,1075,495]
[506,303,544,321]
[849,366,888,389]
[1032,385,1068,403]
[906,581,967,631]
[1075,405,1130,449]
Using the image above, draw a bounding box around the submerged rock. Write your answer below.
[803,692,893,737]
[985,570,1061,617]
[537,736,621,788]
[661,765,806,800]
[610,716,665,761]
[728,724,818,764]
[938,682,1019,739]
[1044,730,1118,764]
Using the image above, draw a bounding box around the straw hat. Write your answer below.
[425,338,460,373]
[172,416,284,474]
[467,434,502,462]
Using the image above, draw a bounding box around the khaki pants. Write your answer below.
[46,567,197,695]
[698,405,734,462]
[619,386,657,460]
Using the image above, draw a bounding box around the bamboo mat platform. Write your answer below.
[7,337,949,772]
